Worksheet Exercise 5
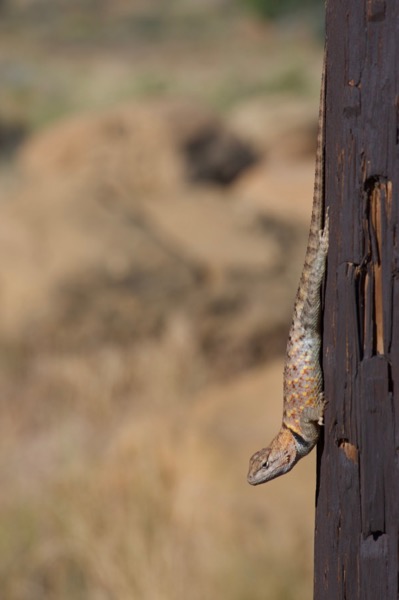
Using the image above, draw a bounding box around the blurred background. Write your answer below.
[0,1,324,598]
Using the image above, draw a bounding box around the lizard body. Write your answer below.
[247,56,329,485]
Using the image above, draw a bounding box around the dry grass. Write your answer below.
[0,337,316,599]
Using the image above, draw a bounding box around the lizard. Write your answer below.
[247,53,329,486]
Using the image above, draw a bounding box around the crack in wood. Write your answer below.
[363,177,392,357]
[367,0,386,21]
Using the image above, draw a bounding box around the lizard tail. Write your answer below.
[291,48,327,330]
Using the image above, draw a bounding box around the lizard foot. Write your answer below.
[302,392,326,427]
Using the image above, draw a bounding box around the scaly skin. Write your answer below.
[247,55,329,486]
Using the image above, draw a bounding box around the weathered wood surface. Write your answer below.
[314,1,399,598]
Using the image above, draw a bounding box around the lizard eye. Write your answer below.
[260,460,268,469]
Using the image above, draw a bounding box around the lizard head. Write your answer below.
[247,428,298,485]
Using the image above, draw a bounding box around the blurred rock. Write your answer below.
[0,118,28,159]
[19,100,258,191]
[181,124,258,186]
[0,100,306,378]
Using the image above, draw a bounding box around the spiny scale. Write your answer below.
[292,55,326,332]
[247,53,329,485]
[283,55,327,437]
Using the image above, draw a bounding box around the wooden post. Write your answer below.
[314,1,399,598]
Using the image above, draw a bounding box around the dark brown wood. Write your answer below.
[314,1,399,598]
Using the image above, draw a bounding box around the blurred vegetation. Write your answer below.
[240,0,321,19]
[0,0,323,132]
[0,0,324,35]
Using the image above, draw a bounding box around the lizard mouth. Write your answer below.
[247,471,265,486]
[247,475,257,486]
